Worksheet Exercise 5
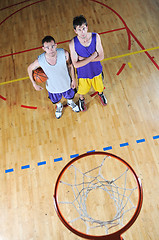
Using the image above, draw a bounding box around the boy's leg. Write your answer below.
[48,92,63,119]
[79,94,84,100]
[79,95,87,112]
[92,73,107,106]
[55,102,63,119]
[77,78,91,111]
[98,92,107,105]
[63,88,80,112]
[67,99,80,112]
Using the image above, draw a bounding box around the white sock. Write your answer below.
[67,99,73,104]
[56,102,62,108]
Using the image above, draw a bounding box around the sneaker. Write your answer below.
[79,98,87,111]
[98,92,107,106]
[55,104,63,119]
[67,101,80,112]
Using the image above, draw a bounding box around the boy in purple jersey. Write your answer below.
[69,15,107,111]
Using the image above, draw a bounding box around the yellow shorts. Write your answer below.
[77,73,104,95]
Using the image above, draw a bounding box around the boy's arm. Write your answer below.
[91,33,104,62]
[27,59,44,91]
[65,50,76,89]
[69,39,98,68]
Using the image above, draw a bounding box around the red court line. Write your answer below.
[90,92,99,97]
[0,0,33,11]
[0,95,7,101]
[127,30,131,50]
[0,28,125,59]
[1,0,158,70]
[90,0,159,70]
[90,87,106,97]
[116,63,126,75]
[21,105,37,109]
[0,46,42,59]
[99,27,125,35]
[57,40,70,45]
[0,0,46,26]
[56,28,126,44]
[127,28,159,70]
[91,0,132,51]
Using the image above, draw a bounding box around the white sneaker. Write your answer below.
[55,104,63,119]
[67,101,80,112]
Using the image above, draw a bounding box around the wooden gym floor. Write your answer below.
[0,0,159,239]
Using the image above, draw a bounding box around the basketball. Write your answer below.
[33,68,48,83]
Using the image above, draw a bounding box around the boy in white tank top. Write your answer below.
[27,36,79,119]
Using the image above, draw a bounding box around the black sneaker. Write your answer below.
[98,92,107,106]
[79,98,87,111]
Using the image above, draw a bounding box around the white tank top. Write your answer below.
[38,48,71,93]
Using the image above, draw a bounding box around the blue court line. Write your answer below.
[153,135,159,139]
[120,142,129,147]
[3,134,159,173]
[87,150,95,153]
[70,154,79,159]
[21,165,30,169]
[136,139,145,143]
[5,168,14,173]
[103,146,112,151]
[54,157,63,162]
[37,161,46,166]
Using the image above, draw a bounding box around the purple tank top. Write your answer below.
[74,33,103,79]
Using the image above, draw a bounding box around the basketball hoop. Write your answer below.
[54,152,143,240]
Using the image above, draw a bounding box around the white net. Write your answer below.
[57,155,139,236]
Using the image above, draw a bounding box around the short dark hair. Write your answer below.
[42,36,56,46]
[73,15,87,29]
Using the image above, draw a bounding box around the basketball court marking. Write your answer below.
[54,157,63,162]
[128,62,132,68]
[0,0,46,26]
[0,0,158,91]
[0,28,124,59]
[0,0,33,11]
[1,0,158,69]
[136,139,146,143]
[21,165,30,169]
[120,142,129,147]
[153,135,159,139]
[116,63,126,75]
[0,45,158,87]
[21,105,37,109]
[0,95,7,100]
[37,161,46,166]
[87,150,96,153]
[70,154,79,159]
[103,146,113,151]
[91,0,159,70]
[0,99,38,110]
[5,168,14,173]
[1,1,159,177]
[3,134,158,174]
[0,77,29,85]
[102,46,159,62]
